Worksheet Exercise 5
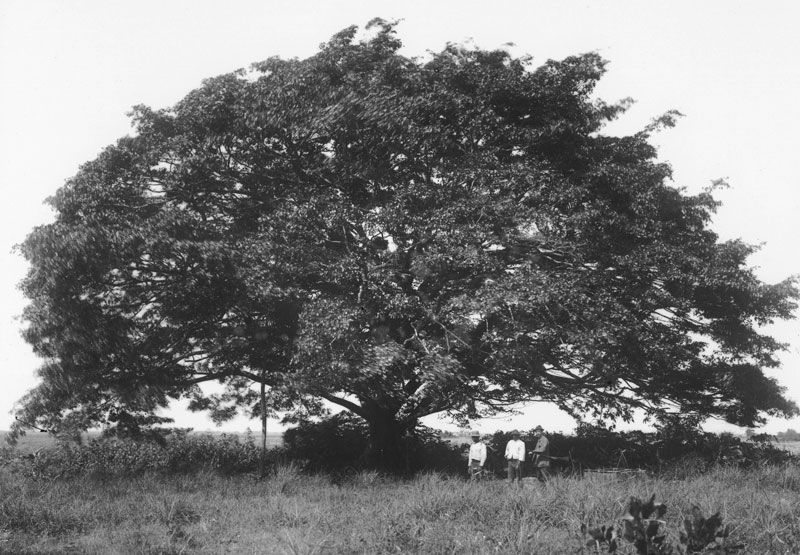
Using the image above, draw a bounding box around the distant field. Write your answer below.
[777,440,800,454]
[2,430,63,455]
[446,434,473,446]
[2,430,284,455]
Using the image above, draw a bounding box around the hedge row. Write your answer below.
[478,424,796,477]
[7,429,267,477]
[4,417,796,478]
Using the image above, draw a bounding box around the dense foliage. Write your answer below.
[6,430,267,477]
[282,413,465,474]
[482,424,796,478]
[14,19,798,468]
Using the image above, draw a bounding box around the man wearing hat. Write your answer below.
[504,430,526,485]
[530,425,551,482]
[467,430,487,480]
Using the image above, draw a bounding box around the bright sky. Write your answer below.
[1,1,798,435]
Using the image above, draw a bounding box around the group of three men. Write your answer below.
[467,426,550,483]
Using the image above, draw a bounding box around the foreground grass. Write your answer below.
[1,465,799,554]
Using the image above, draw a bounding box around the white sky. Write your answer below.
[1,0,798,435]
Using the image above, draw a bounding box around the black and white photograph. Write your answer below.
[1,1,799,553]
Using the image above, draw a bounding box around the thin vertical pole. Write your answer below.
[260,368,267,477]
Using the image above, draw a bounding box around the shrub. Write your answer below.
[281,413,465,474]
[17,430,273,478]
[281,413,370,472]
[483,424,798,478]
[583,494,744,554]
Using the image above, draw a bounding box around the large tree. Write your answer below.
[15,20,798,467]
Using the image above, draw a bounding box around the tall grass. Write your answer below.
[2,464,799,554]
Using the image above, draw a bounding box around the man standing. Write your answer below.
[531,425,550,482]
[505,430,525,485]
[467,430,487,480]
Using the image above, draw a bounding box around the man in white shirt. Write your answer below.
[467,430,487,480]
[505,430,526,485]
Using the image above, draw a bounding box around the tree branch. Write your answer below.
[317,392,367,418]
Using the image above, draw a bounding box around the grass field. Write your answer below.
[1,463,799,554]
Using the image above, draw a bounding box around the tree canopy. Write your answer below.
[13,20,798,463]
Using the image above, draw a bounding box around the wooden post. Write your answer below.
[260,368,267,477]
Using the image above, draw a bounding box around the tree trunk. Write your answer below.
[364,411,415,474]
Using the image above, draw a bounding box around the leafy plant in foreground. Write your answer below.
[583,495,743,554]
[583,522,620,554]
[679,506,743,554]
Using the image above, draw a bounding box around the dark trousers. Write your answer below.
[507,459,523,482]
[469,459,483,480]
[534,466,550,482]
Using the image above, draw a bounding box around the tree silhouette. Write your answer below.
[14,20,798,469]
